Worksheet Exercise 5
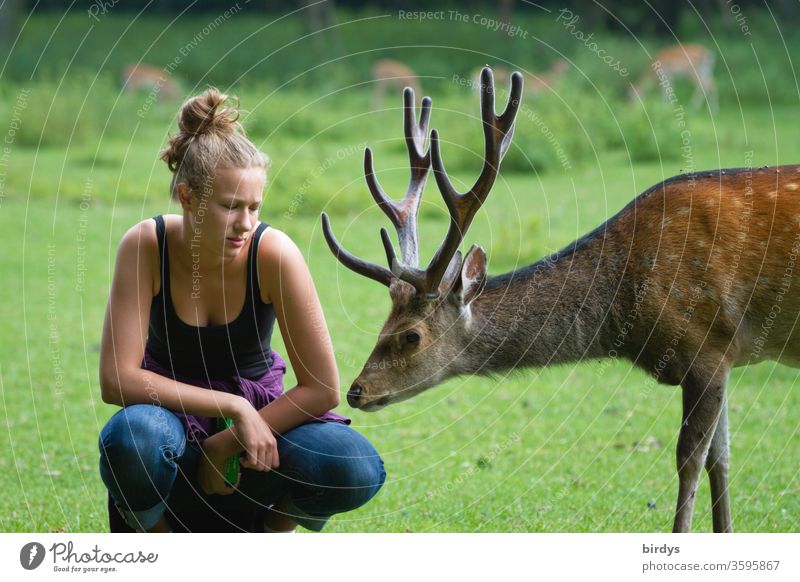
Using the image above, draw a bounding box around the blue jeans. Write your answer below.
[98,404,386,532]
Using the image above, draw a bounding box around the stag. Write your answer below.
[321,68,800,533]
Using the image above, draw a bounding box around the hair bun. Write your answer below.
[159,87,267,197]
[160,88,244,172]
[179,88,241,137]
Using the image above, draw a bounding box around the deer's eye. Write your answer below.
[405,331,421,346]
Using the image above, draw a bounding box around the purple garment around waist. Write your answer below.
[142,348,350,444]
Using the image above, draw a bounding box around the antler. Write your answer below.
[322,86,432,284]
[320,212,394,286]
[322,67,522,297]
[388,67,523,295]
[369,88,431,267]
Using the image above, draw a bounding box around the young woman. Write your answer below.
[98,89,385,533]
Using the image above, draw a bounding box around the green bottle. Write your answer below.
[215,417,239,486]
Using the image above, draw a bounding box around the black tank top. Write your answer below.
[146,215,276,380]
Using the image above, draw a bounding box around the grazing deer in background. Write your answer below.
[630,44,717,112]
[522,58,570,95]
[120,63,181,101]
[322,67,800,533]
[471,60,569,96]
[372,58,422,109]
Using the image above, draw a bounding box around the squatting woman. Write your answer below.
[98,89,385,532]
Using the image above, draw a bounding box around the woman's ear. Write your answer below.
[176,182,194,211]
[450,245,487,307]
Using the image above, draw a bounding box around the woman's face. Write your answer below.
[181,166,266,260]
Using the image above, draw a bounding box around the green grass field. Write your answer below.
[1,8,799,532]
[2,106,799,532]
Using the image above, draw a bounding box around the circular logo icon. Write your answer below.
[20,542,46,570]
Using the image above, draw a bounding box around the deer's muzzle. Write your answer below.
[347,383,364,408]
[347,382,393,411]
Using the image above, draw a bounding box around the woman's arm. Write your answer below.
[261,228,342,422]
[99,220,247,418]
[100,220,278,485]
[205,228,341,458]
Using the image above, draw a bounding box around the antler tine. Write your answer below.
[380,228,430,292]
[424,67,523,294]
[321,69,520,296]
[321,212,394,287]
[364,87,432,268]
[405,88,432,176]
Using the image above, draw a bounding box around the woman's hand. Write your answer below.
[198,400,278,495]
[230,399,280,472]
[197,439,240,496]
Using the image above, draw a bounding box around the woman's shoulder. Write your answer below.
[258,226,302,266]
[118,214,180,249]
[256,226,309,301]
[116,217,165,295]
[118,217,159,253]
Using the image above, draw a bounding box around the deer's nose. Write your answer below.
[347,383,363,408]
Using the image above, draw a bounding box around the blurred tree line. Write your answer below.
[2,0,799,46]
[1,0,798,103]
[0,0,798,209]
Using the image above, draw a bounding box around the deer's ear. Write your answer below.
[451,245,487,306]
[438,250,463,296]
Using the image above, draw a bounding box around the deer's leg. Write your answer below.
[659,74,673,104]
[705,397,732,532]
[690,81,705,111]
[704,78,719,114]
[673,371,727,532]
[373,81,386,110]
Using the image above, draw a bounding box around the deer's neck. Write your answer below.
[465,242,617,373]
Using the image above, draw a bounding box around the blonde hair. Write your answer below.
[160,88,269,199]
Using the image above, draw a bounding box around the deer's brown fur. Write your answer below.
[324,68,798,532]
[358,166,800,401]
